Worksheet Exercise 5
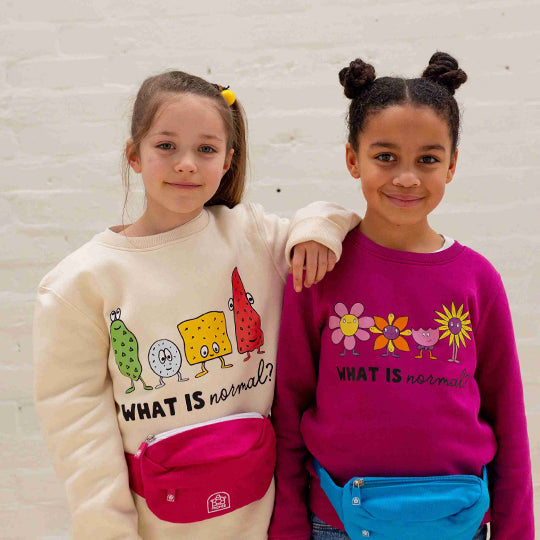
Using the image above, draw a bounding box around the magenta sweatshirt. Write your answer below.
[269,229,534,540]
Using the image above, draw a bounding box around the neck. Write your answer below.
[123,205,203,237]
[360,209,443,253]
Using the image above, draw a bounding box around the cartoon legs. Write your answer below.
[154,371,190,387]
[340,346,360,356]
[195,363,209,378]
[415,348,437,360]
[195,357,233,378]
[381,349,399,358]
[447,341,460,363]
[244,346,265,362]
[220,356,233,369]
[125,377,153,394]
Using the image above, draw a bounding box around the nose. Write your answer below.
[174,153,197,174]
[393,171,420,188]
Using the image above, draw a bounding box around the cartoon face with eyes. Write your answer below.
[109,307,153,393]
[412,327,440,359]
[177,311,234,378]
[229,267,264,361]
[148,339,188,388]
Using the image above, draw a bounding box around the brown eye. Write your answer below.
[376,153,395,162]
[419,155,438,164]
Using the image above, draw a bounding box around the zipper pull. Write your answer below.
[134,435,155,459]
[352,478,364,506]
[166,488,176,503]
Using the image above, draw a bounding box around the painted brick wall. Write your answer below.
[0,0,538,537]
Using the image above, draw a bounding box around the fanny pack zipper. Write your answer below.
[354,475,480,486]
[351,474,480,507]
[134,412,265,458]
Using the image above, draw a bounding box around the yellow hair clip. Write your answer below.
[220,86,236,106]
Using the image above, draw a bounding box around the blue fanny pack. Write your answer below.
[313,459,489,540]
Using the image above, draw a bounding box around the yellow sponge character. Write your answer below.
[178,311,233,378]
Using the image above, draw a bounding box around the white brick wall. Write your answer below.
[0,0,538,537]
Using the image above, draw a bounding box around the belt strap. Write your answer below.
[125,452,145,497]
[312,458,345,523]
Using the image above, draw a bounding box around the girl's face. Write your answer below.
[346,104,457,229]
[128,94,233,226]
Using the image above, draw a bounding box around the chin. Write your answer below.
[386,214,426,228]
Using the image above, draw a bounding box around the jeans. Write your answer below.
[311,514,489,540]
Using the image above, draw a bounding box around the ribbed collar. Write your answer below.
[92,209,210,250]
[351,228,464,265]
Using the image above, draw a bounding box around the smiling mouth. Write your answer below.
[166,182,201,189]
[384,194,424,207]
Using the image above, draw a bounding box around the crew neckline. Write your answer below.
[434,235,455,252]
[93,209,210,250]
[351,228,464,265]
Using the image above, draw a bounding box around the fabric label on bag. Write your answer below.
[208,492,231,513]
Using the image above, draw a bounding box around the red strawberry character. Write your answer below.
[228,267,265,361]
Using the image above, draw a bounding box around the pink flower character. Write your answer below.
[329,302,374,356]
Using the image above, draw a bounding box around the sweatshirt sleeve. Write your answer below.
[268,275,322,540]
[34,286,142,540]
[248,201,361,281]
[473,277,534,540]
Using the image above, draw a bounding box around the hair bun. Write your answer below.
[422,52,467,95]
[339,59,376,99]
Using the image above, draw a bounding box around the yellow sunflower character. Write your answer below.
[434,302,472,363]
[370,313,412,358]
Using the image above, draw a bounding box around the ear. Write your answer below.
[345,143,360,179]
[222,148,234,176]
[446,149,458,184]
[126,140,141,174]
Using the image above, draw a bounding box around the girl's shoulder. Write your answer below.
[206,202,287,246]
[458,243,503,286]
[37,230,116,309]
[206,201,271,226]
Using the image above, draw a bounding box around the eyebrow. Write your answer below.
[154,131,224,141]
[369,142,446,152]
[200,134,224,141]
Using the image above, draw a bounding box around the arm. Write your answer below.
[474,278,534,540]
[268,275,321,540]
[34,287,142,540]
[249,201,361,287]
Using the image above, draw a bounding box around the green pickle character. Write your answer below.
[109,308,152,393]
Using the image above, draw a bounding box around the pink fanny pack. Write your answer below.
[125,412,276,523]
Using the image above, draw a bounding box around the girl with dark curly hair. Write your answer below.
[270,52,534,540]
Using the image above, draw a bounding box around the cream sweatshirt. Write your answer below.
[33,202,360,540]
